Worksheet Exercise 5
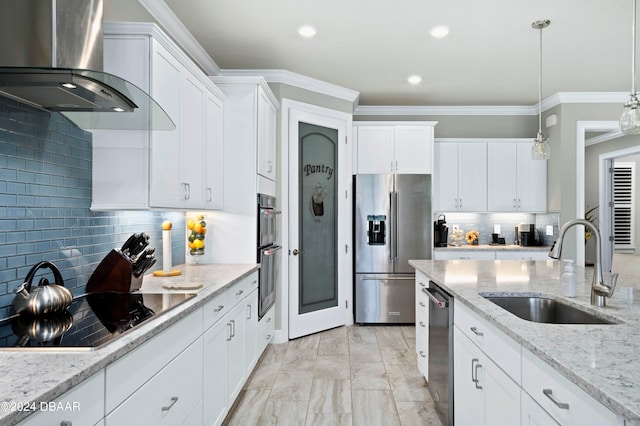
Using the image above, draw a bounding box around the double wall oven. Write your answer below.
[257,194,281,319]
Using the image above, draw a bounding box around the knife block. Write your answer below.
[86,249,142,293]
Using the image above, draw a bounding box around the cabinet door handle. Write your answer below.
[470,326,484,337]
[227,322,233,341]
[214,304,225,313]
[182,182,190,200]
[419,321,426,328]
[161,396,179,412]
[543,389,570,410]
[231,319,236,337]
[419,281,426,287]
[247,304,252,320]
[419,301,426,308]
[60,422,72,426]
[267,160,273,173]
[474,362,483,389]
[471,358,478,383]
[265,317,272,323]
[236,290,244,296]
[207,187,212,202]
[419,350,426,358]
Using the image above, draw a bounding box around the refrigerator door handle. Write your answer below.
[394,191,399,260]
[389,191,395,260]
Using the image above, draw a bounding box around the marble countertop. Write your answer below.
[434,244,550,251]
[0,263,259,426]
[409,259,640,424]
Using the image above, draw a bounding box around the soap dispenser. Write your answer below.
[562,260,576,297]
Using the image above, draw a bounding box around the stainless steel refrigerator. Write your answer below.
[354,174,432,323]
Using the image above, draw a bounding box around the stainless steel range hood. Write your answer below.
[0,0,175,131]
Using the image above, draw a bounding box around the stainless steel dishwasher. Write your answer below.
[425,281,454,426]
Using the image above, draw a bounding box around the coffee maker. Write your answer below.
[434,214,449,247]
[517,223,539,246]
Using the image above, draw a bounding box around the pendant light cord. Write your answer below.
[632,0,637,95]
[538,23,543,134]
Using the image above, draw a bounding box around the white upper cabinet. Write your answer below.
[91,23,225,210]
[354,122,436,174]
[257,86,277,182]
[487,140,547,212]
[211,76,279,198]
[434,141,487,211]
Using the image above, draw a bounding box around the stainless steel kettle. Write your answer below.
[13,261,73,315]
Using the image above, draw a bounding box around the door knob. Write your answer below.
[292,249,304,255]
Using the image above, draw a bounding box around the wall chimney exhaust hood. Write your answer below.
[0,0,175,131]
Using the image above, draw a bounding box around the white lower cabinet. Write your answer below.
[203,312,231,426]
[495,251,550,260]
[17,272,268,426]
[202,272,260,426]
[454,300,621,426]
[105,338,203,425]
[18,371,105,426]
[521,391,560,425]
[455,301,522,426]
[435,250,549,261]
[415,274,429,379]
[454,321,520,425]
[434,250,496,260]
[521,349,618,425]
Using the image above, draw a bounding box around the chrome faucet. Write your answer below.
[549,219,618,307]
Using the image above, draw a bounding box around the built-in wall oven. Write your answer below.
[257,194,280,319]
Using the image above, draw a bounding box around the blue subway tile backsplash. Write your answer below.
[0,96,185,318]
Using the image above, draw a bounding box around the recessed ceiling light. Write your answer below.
[408,75,422,85]
[112,107,126,112]
[61,83,77,89]
[298,25,318,38]
[430,25,450,38]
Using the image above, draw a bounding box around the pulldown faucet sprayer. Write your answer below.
[548,219,618,307]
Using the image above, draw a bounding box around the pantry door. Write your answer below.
[288,104,350,339]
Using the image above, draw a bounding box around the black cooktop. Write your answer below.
[0,292,196,350]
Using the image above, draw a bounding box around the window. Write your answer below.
[613,162,635,250]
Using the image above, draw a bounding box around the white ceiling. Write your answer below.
[162,0,633,107]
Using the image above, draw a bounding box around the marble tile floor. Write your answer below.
[222,325,441,426]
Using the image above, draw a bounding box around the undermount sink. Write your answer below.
[482,295,618,325]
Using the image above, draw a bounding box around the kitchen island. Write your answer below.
[410,259,640,425]
[0,263,260,426]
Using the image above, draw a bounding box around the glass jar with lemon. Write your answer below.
[187,214,207,256]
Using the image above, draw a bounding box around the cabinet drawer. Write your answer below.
[229,272,258,307]
[106,338,204,426]
[454,302,521,384]
[258,306,275,353]
[18,371,105,426]
[495,251,550,260]
[434,250,496,260]
[522,349,617,425]
[105,307,203,413]
[203,288,230,330]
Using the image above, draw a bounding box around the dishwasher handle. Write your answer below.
[423,287,449,309]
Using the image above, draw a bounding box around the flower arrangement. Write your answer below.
[465,230,480,245]
[450,228,464,245]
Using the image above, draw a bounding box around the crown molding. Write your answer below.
[210,75,280,108]
[354,105,536,116]
[137,0,220,75]
[219,69,360,104]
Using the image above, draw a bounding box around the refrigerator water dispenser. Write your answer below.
[367,215,386,245]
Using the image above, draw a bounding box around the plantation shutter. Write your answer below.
[613,162,635,249]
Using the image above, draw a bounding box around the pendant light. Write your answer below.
[532,19,551,160]
[620,0,640,134]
